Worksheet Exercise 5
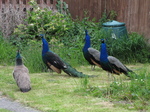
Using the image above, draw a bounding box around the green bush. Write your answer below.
[0,32,17,65]
[13,0,71,45]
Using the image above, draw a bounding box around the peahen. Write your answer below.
[100,39,134,77]
[40,34,93,78]
[83,30,101,70]
[13,50,31,92]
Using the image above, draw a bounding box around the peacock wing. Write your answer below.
[88,48,101,67]
[108,56,129,73]
[88,48,100,61]
[44,52,67,70]
[47,62,61,74]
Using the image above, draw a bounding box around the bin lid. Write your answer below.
[102,20,125,27]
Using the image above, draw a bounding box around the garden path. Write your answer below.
[0,92,41,112]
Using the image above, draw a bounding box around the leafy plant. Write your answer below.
[13,0,71,47]
[56,0,69,14]
[0,31,17,65]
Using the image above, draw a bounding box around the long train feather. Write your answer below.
[62,60,97,78]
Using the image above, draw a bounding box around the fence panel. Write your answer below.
[0,0,150,41]
[63,0,150,41]
[0,0,59,38]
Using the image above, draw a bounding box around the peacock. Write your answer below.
[83,30,101,70]
[13,50,31,92]
[41,34,67,74]
[100,39,134,77]
[40,34,94,78]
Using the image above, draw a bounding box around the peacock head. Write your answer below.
[83,30,91,51]
[39,34,50,54]
[39,34,45,38]
[100,39,109,60]
[16,50,22,59]
[84,30,90,41]
[101,39,105,43]
[16,50,23,65]
[39,34,48,46]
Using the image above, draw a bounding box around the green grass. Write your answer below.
[0,109,11,112]
[0,64,149,112]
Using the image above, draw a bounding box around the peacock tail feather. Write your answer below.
[62,60,96,78]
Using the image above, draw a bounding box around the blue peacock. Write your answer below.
[13,50,31,92]
[41,34,67,74]
[83,30,101,70]
[99,39,135,77]
[40,34,94,78]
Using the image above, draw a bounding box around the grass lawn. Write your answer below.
[0,109,11,112]
[0,63,149,112]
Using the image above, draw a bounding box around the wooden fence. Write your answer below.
[0,0,150,42]
[64,0,150,42]
[0,0,60,38]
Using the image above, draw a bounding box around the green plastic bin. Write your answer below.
[102,20,128,38]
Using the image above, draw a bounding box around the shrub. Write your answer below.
[0,32,17,65]
[13,0,71,46]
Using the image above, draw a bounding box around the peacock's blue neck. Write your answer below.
[83,33,91,52]
[100,43,109,62]
[42,37,50,56]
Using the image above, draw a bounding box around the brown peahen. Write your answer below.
[13,50,31,92]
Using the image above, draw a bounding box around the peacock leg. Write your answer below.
[48,69,53,75]
[107,72,110,81]
[112,74,116,81]
[107,72,115,81]
[91,65,95,71]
